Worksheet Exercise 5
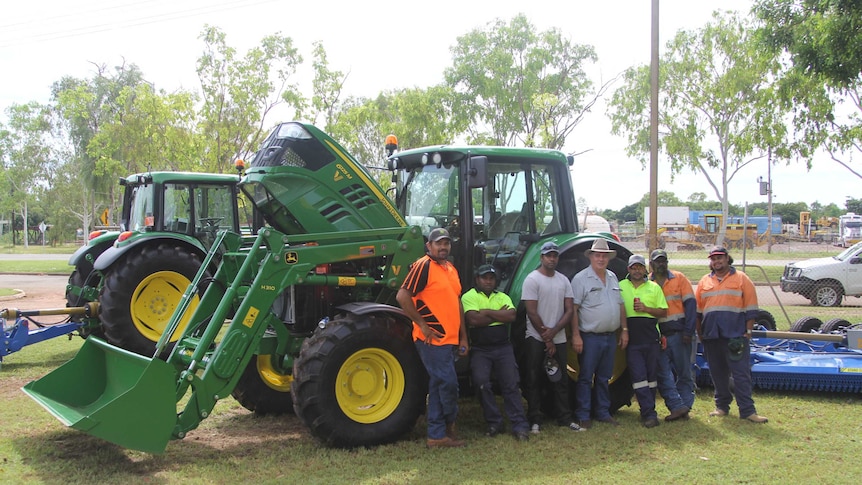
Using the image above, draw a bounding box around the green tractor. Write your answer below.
[65,171,247,355]
[25,122,632,452]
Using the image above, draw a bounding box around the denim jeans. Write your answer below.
[702,338,757,417]
[663,332,696,409]
[574,332,617,421]
[525,337,573,425]
[415,342,459,439]
[470,344,529,434]
[656,348,686,412]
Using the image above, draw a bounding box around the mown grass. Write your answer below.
[0,260,72,274]
[2,246,861,483]
[2,335,861,484]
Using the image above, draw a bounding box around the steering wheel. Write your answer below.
[200,217,223,228]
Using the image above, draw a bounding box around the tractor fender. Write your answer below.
[68,232,120,266]
[93,234,206,271]
[505,233,632,302]
[334,302,411,326]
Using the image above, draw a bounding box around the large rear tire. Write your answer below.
[99,243,207,356]
[232,354,295,415]
[292,314,425,447]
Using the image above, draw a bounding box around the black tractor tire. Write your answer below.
[553,236,634,415]
[789,316,822,334]
[232,354,295,415]
[65,267,105,339]
[292,313,425,448]
[820,318,851,334]
[754,310,777,331]
[810,281,843,307]
[99,243,208,357]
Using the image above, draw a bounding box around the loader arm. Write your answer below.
[24,225,424,453]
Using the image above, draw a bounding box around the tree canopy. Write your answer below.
[608,11,803,243]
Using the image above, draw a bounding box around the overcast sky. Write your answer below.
[1,0,856,214]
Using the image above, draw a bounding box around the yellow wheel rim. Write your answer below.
[335,347,405,424]
[129,270,200,343]
[257,354,293,392]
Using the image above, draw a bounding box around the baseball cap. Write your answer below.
[628,254,646,267]
[650,249,668,261]
[544,354,562,382]
[727,337,746,361]
[540,241,560,255]
[428,227,451,242]
[476,264,496,276]
[708,246,729,258]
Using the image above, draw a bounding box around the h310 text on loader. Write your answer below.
[22,121,632,453]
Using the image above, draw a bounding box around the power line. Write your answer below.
[0,0,279,48]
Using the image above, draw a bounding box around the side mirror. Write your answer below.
[467,156,487,189]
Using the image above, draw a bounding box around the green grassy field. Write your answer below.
[2,245,861,483]
[1,336,861,484]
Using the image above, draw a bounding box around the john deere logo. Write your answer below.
[285,252,298,264]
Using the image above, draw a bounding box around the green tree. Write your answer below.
[608,11,793,244]
[445,14,605,149]
[196,26,304,172]
[755,0,862,87]
[773,201,809,224]
[756,1,862,181]
[330,86,461,187]
[847,198,862,213]
[52,62,146,228]
[308,41,348,133]
[0,102,54,247]
[86,84,200,175]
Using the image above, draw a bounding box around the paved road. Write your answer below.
[0,254,72,261]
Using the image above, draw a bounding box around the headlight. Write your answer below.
[789,268,802,278]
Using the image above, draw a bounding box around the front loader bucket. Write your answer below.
[22,337,178,453]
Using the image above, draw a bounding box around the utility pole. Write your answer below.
[648,0,660,253]
[758,150,773,254]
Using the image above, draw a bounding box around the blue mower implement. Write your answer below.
[1,304,99,368]
[695,326,862,393]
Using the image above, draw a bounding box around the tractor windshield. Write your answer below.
[400,163,459,238]
[127,184,155,232]
[394,153,567,292]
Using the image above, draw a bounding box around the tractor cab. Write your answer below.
[387,146,580,296]
[119,172,242,250]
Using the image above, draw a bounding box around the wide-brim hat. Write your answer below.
[584,238,617,258]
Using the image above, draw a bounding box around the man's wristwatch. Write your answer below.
[621,328,629,332]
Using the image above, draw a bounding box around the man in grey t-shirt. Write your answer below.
[522,241,583,433]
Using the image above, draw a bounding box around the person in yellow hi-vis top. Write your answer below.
[619,254,668,429]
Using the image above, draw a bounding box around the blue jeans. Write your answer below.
[702,338,757,417]
[656,348,686,412]
[415,342,460,439]
[574,332,617,421]
[663,332,696,409]
[470,344,529,434]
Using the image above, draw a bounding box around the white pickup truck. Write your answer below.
[780,241,862,306]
